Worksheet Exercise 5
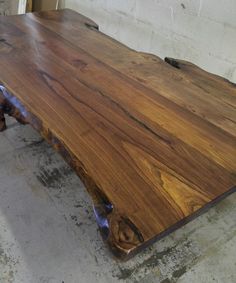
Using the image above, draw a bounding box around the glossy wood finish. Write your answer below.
[0,9,235,259]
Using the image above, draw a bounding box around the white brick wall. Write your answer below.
[61,0,236,82]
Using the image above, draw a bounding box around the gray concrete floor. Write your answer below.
[0,116,235,283]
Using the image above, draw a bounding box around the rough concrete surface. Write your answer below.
[0,117,236,283]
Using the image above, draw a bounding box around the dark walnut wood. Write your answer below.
[0,9,235,259]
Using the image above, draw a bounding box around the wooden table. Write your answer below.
[0,9,235,259]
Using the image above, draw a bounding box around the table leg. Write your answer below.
[0,91,6,131]
[0,86,28,131]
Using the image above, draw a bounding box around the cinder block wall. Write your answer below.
[62,0,236,83]
[0,0,18,15]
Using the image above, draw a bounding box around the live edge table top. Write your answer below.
[0,9,235,259]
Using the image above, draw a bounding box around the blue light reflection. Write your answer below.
[0,85,28,117]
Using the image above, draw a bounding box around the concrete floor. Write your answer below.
[0,116,236,283]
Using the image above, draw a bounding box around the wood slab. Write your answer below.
[0,9,235,259]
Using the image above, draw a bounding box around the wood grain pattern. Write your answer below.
[0,9,235,259]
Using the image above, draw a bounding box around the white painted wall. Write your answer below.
[60,0,236,83]
[0,0,18,15]
[18,0,27,14]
